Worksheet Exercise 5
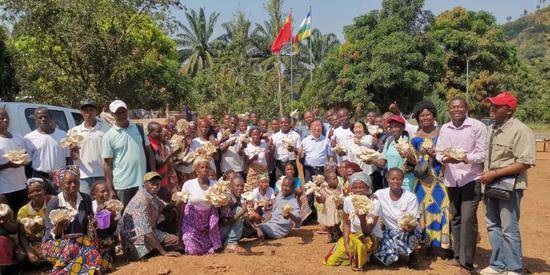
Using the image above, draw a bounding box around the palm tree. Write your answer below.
[250,0,284,68]
[298,29,340,65]
[175,7,220,76]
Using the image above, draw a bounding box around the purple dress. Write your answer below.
[181,203,221,255]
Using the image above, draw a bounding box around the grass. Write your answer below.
[527,123,550,131]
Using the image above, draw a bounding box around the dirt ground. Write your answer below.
[107,152,550,275]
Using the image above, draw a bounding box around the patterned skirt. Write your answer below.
[324,233,379,268]
[181,204,222,255]
[245,163,267,192]
[373,229,421,266]
[42,234,110,274]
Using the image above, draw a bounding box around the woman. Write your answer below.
[41,165,111,274]
[372,167,422,268]
[190,117,219,175]
[180,156,221,255]
[244,127,272,192]
[324,172,381,270]
[409,101,451,253]
[369,115,415,191]
[344,121,376,177]
[17,178,51,264]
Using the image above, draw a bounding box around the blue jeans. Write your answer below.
[220,207,244,245]
[79,177,105,195]
[484,189,523,273]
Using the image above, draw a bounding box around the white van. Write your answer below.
[0,102,83,136]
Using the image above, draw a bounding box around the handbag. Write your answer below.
[484,175,517,200]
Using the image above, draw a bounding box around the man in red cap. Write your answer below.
[478,91,536,275]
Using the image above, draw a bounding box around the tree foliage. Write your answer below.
[0,27,19,101]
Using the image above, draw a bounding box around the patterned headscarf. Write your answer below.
[53,165,80,187]
[349,172,373,194]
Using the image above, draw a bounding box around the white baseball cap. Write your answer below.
[109,100,127,113]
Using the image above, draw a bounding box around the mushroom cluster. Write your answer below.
[20,216,44,234]
[367,125,383,136]
[282,204,293,216]
[282,137,293,150]
[195,142,218,158]
[204,180,231,207]
[331,144,346,156]
[398,212,418,231]
[395,137,410,154]
[171,191,190,204]
[3,149,30,165]
[49,208,78,225]
[103,199,124,212]
[350,195,375,216]
[442,147,467,160]
[355,146,382,162]
[60,133,85,148]
[0,204,11,217]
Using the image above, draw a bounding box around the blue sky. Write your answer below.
[172,0,548,40]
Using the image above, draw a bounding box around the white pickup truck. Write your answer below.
[0,102,83,136]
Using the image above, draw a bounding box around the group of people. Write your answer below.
[0,90,535,275]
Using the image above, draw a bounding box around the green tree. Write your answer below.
[0,27,19,101]
[175,7,220,76]
[1,0,188,109]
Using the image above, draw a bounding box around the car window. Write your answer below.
[71,112,83,126]
[25,108,70,132]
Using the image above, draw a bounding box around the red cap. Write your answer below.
[483,91,517,110]
[385,114,406,126]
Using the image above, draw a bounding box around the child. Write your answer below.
[275,163,303,195]
[219,177,249,253]
[254,176,301,241]
[0,194,17,270]
[252,174,275,212]
[17,178,50,265]
[315,171,343,243]
[90,181,120,266]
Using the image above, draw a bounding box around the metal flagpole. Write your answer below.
[308,6,313,83]
[290,10,293,107]
[277,56,283,116]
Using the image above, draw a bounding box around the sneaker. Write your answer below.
[479,266,505,275]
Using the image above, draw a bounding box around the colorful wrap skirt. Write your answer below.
[373,229,421,266]
[324,233,379,268]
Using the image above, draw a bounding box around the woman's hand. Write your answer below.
[26,249,40,264]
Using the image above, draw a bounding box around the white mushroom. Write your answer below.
[355,146,382,162]
[49,208,78,225]
[241,191,255,202]
[282,204,293,216]
[0,204,11,217]
[398,212,418,231]
[395,137,410,154]
[104,199,124,212]
[3,149,30,165]
[59,133,85,148]
[204,180,231,207]
[350,195,374,215]
[171,191,190,203]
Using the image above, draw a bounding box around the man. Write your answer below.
[147,121,179,202]
[218,116,245,178]
[364,111,377,126]
[332,108,354,164]
[295,111,315,139]
[436,97,487,274]
[271,116,302,177]
[249,112,259,127]
[24,107,72,194]
[268,118,280,187]
[388,101,418,135]
[270,118,280,134]
[68,99,111,195]
[222,114,231,130]
[206,114,219,137]
[301,119,331,181]
[102,100,156,206]
[258,119,270,140]
[0,109,28,211]
[121,172,181,260]
[478,92,535,275]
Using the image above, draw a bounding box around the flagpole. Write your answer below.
[308,6,313,83]
[277,55,283,116]
[290,10,294,107]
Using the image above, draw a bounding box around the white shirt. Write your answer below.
[372,188,419,231]
[244,141,268,167]
[271,130,302,162]
[0,132,28,193]
[190,138,217,173]
[252,186,275,201]
[344,135,375,175]
[333,126,354,164]
[69,121,111,179]
[343,195,383,238]
[217,131,244,173]
[182,178,216,210]
[24,129,70,173]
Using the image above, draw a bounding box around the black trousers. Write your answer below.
[303,165,324,182]
[447,181,481,270]
[3,188,28,213]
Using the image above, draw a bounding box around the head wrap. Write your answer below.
[53,165,80,187]
[26,177,44,187]
[349,172,373,194]
[258,173,269,182]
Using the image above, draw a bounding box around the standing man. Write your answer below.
[102,100,156,206]
[271,116,302,178]
[69,99,111,195]
[0,109,28,211]
[24,107,72,194]
[218,116,245,178]
[364,111,377,126]
[436,97,487,274]
[249,112,259,127]
[478,92,536,275]
[295,111,315,139]
[332,108,354,164]
[301,119,332,181]
[147,121,180,202]
[206,114,219,137]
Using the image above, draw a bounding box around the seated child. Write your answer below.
[90,181,121,261]
[16,178,50,265]
[219,177,249,253]
[315,171,343,243]
[254,176,301,241]
[252,174,275,217]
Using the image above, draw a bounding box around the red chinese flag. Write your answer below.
[271,14,292,54]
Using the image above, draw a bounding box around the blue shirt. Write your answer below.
[102,123,149,190]
[301,134,331,167]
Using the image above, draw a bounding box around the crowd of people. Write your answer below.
[0,91,536,274]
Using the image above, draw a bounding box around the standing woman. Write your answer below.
[409,101,451,255]
[368,115,415,192]
[344,121,376,178]
[180,156,221,255]
[244,127,273,192]
[41,165,111,274]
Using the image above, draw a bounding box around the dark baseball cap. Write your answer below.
[80,99,98,110]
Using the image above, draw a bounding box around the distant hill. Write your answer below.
[502,6,549,64]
